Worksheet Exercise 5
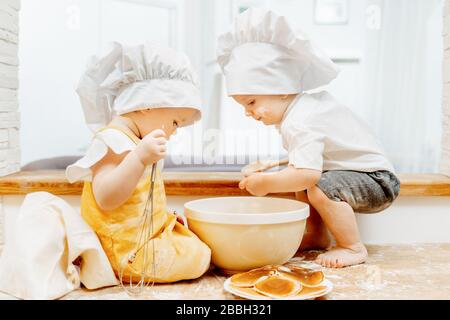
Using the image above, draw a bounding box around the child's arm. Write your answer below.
[239,166,321,196]
[91,129,167,211]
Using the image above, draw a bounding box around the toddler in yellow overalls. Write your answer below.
[66,42,211,283]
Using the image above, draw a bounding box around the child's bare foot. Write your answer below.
[315,243,368,268]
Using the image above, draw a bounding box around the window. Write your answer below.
[18,0,444,173]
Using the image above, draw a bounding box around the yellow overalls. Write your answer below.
[80,126,211,283]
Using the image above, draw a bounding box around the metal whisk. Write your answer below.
[118,162,158,296]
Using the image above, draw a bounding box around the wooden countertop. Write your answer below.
[0,170,449,196]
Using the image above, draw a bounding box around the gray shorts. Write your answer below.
[316,170,400,213]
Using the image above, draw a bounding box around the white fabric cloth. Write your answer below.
[0,192,118,300]
[217,8,340,95]
[65,128,136,183]
[278,91,395,173]
[77,42,202,132]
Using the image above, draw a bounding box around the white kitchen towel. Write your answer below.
[0,192,118,299]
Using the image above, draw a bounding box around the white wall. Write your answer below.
[442,0,450,176]
[0,0,20,177]
[18,0,187,166]
[19,0,99,166]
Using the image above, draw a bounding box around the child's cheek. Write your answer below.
[161,123,172,137]
[168,128,176,138]
[262,107,275,120]
[256,106,267,117]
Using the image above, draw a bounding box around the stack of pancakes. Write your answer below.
[229,264,328,299]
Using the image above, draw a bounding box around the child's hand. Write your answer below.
[239,173,269,197]
[134,129,167,166]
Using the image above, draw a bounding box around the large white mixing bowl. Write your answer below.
[184,197,309,272]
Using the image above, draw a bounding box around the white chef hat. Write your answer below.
[217,8,340,95]
[76,42,202,132]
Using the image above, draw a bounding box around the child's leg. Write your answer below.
[304,170,399,268]
[307,186,367,268]
[295,191,331,251]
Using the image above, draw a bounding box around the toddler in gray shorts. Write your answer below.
[218,8,400,268]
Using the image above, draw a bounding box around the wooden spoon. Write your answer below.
[241,158,289,174]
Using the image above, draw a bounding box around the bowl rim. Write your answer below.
[184,197,310,225]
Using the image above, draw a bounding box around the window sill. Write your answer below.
[0,170,449,197]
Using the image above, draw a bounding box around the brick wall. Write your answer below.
[443,0,450,176]
[0,0,20,178]
[0,0,20,251]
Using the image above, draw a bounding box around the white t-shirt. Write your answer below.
[277,91,395,173]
